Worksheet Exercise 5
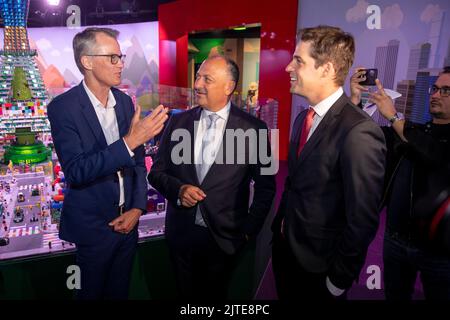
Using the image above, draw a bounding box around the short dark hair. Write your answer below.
[442,66,450,74]
[207,55,240,93]
[298,25,355,86]
[73,27,119,74]
[224,57,240,86]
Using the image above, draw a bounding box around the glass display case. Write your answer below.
[0,151,169,261]
[0,79,192,261]
[0,0,278,260]
[0,83,192,261]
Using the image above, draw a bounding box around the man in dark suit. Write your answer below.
[148,55,276,299]
[47,27,168,299]
[271,25,386,300]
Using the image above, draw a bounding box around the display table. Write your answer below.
[0,235,258,299]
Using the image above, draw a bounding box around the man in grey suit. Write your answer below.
[271,25,386,300]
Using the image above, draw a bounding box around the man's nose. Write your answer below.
[194,78,203,89]
[285,62,293,73]
[116,58,125,68]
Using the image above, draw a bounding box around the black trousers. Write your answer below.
[75,229,138,300]
[168,224,240,300]
[272,233,346,301]
[384,234,450,300]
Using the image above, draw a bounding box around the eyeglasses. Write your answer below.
[85,54,126,64]
[429,85,450,97]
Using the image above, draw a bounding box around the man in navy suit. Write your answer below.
[148,56,276,299]
[47,27,168,299]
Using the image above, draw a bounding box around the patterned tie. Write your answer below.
[195,113,220,227]
[297,108,315,157]
[197,113,220,183]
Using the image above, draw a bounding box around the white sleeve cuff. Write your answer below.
[123,138,135,157]
[326,277,345,296]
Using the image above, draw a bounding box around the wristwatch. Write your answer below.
[388,113,402,124]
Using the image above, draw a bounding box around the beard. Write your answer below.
[429,103,450,122]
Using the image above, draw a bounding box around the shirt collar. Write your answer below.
[202,100,231,120]
[82,80,116,109]
[310,87,343,117]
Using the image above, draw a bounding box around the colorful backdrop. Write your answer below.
[1,22,159,94]
[293,0,450,125]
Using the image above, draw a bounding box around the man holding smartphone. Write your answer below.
[350,66,450,300]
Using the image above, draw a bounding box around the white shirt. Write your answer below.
[307,87,344,141]
[194,101,231,169]
[191,101,230,227]
[82,81,134,207]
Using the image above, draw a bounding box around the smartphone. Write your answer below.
[359,68,378,86]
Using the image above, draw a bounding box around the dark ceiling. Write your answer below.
[26,0,176,27]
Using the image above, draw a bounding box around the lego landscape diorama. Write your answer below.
[0,0,166,261]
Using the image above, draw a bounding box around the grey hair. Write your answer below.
[73,27,119,74]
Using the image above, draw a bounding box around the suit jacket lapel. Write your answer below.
[78,83,108,148]
[200,104,240,187]
[295,94,347,170]
[289,111,305,174]
[189,107,202,186]
[113,91,129,137]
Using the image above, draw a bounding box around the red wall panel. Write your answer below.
[158,0,298,160]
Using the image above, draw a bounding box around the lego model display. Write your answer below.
[0,0,166,261]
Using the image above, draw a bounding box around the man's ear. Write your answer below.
[81,56,93,71]
[321,61,335,80]
[225,80,236,96]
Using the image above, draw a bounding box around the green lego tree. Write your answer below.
[11,67,32,101]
